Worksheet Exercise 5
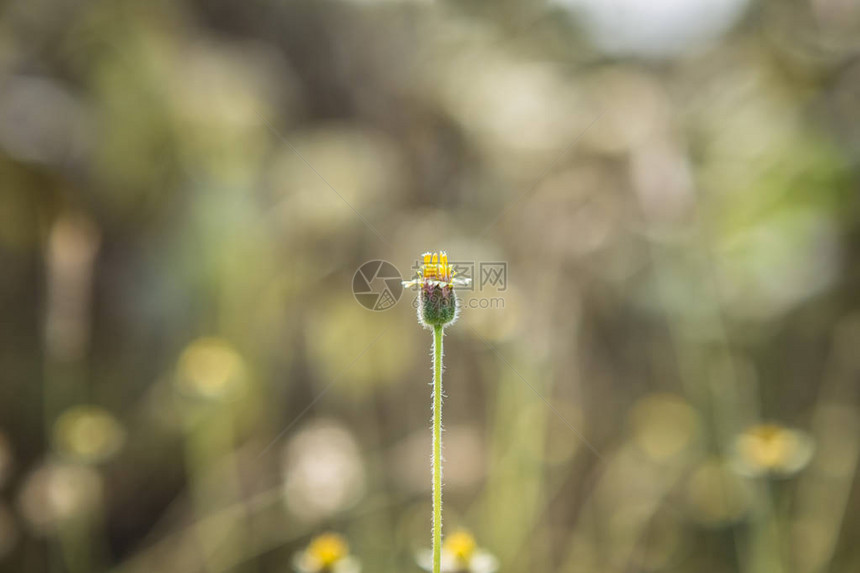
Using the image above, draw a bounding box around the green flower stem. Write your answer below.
[432,324,444,573]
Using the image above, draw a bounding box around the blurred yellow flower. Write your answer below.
[629,393,699,461]
[293,533,360,573]
[53,406,125,463]
[445,530,477,564]
[282,419,366,521]
[731,423,814,477]
[417,529,498,573]
[175,337,247,400]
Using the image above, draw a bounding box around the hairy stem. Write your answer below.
[432,324,444,573]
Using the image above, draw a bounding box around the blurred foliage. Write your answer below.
[1,0,860,572]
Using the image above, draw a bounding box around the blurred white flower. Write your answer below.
[17,462,102,534]
[282,420,366,521]
[731,423,815,478]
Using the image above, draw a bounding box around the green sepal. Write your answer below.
[419,285,458,328]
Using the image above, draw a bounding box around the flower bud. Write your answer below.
[419,284,459,328]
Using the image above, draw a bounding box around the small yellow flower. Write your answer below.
[417,529,498,573]
[404,252,470,328]
[293,533,360,573]
[175,337,247,400]
[444,530,478,565]
[731,423,814,477]
[402,252,471,289]
[53,406,126,463]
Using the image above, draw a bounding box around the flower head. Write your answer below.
[416,529,498,573]
[403,252,470,328]
[731,423,814,478]
[403,252,469,289]
[293,533,360,573]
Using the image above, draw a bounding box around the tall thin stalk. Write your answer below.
[432,324,444,573]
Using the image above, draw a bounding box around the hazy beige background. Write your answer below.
[1,0,859,572]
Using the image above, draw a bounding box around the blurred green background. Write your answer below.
[1,0,860,571]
